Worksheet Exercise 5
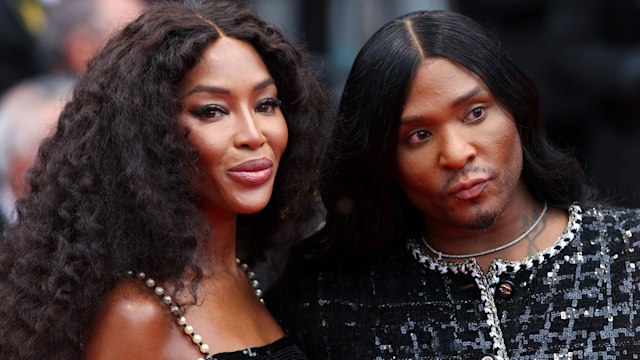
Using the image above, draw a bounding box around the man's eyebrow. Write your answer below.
[452,86,486,107]
[400,87,488,124]
[400,115,423,125]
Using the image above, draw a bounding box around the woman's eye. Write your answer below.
[407,129,432,144]
[464,106,485,123]
[192,105,227,120]
[256,98,282,114]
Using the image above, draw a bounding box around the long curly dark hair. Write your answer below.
[0,1,329,358]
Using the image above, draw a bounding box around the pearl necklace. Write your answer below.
[422,203,548,260]
[129,258,263,360]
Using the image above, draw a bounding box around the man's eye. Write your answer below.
[464,106,485,123]
[408,129,432,144]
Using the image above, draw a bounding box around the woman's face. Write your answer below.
[179,37,288,215]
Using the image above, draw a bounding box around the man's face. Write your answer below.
[396,58,525,231]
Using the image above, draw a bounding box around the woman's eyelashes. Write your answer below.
[255,98,282,114]
[191,104,228,120]
[190,97,282,121]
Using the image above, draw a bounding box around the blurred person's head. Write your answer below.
[37,0,147,73]
[0,74,75,221]
[0,0,44,94]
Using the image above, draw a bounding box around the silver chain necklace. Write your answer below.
[422,203,548,260]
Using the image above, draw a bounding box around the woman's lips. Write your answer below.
[228,158,273,185]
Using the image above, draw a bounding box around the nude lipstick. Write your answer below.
[227,158,273,185]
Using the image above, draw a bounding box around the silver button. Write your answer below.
[497,280,515,299]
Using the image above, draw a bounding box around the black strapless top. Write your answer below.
[207,337,307,360]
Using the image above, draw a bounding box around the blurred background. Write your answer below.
[1,0,639,224]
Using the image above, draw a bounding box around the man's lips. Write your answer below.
[447,178,489,200]
[227,158,273,185]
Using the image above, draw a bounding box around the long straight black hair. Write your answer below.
[320,10,595,261]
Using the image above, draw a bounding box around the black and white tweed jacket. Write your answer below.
[267,205,640,359]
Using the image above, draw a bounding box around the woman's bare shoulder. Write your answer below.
[85,278,189,359]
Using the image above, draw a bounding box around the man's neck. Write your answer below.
[423,200,569,273]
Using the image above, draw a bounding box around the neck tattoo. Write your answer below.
[422,202,548,261]
[129,258,263,360]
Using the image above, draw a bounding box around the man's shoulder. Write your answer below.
[580,203,640,227]
[578,204,640,253]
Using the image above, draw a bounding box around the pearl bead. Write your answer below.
[129,258,264,359]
